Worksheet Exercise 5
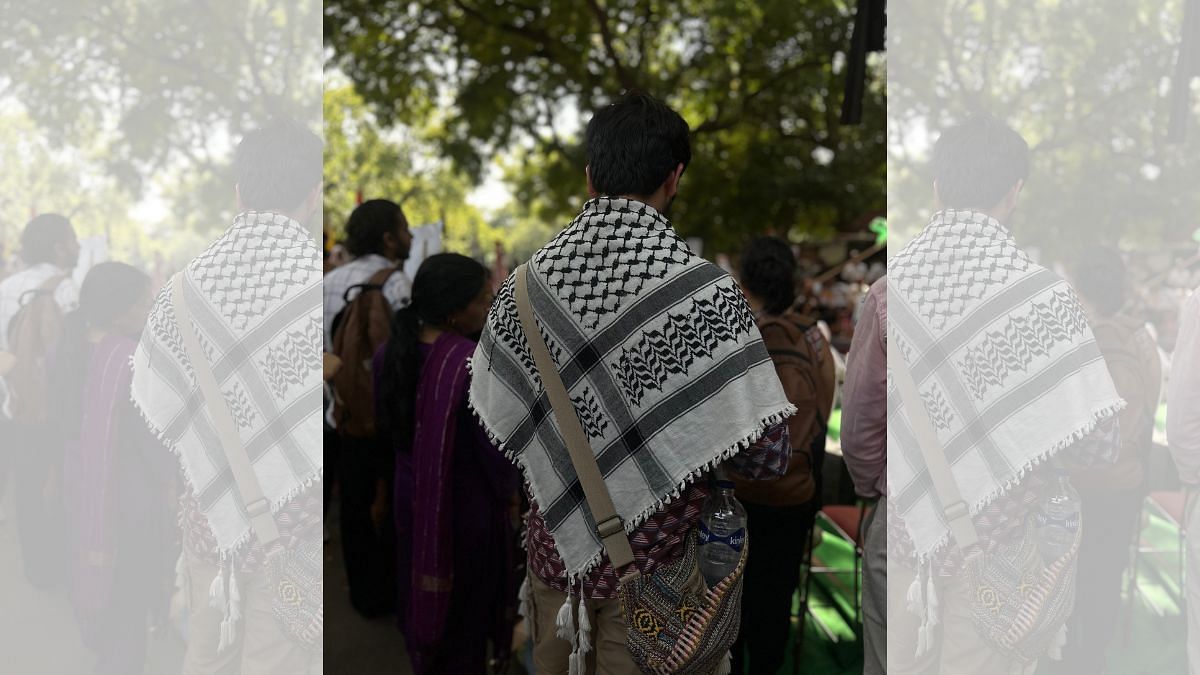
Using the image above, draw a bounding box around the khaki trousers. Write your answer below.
[528,573,641,675]
[887,559,1038,675]
[182,552,319,675]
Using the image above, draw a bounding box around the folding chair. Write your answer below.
[793,501,869,672]
[1124,490,1187,642]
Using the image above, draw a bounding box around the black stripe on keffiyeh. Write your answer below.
[151,279,321,510]
[485,261,762,499]
[540,340,774,530]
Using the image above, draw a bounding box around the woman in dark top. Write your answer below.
[375,253,519,675]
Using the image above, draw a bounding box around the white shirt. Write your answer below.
[0,263,80,418]
[322,253,412,352]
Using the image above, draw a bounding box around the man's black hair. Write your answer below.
[344,199,407,258]
[739,236,798,315]
[20,213,75,265]
[932,114,1030,211]
[585,92,691,197]
[234,118,323,213]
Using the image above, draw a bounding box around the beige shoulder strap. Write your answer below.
[172,273,280,545]
[513,263,636,571]
[885,284,978,550]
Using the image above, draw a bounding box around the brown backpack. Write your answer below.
[6,274,69,426]
[330,267,397,438]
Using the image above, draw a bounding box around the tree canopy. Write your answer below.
[0,0,321,237]
[324,0,885,254]
[888,0,1200,258]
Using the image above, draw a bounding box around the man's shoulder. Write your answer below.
[382,269,412,307]
[324,256,387,290]
[0,266,46,293]
[865,276,887,315]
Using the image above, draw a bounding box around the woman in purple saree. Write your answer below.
[49,262,177,675]
[375,253,520,674]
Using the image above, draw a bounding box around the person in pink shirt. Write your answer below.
[841,273,887,674]
[1168,284,1200,674]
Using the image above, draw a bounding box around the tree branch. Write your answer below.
[692,59,826,134]
[452,0,563,61]
[584,0,638,91]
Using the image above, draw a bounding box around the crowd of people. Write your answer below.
[0,120,324,674]
[322,94,1200,675]
[322,94,846,674]
[5,94,1198,675]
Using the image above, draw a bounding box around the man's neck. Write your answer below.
[936,205,1009,226]
[239,208,320,243]
[613,193,668,214]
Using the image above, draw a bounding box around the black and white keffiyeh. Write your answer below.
[469,197,795,580]
[132,211,323,556]
[887,209,1123,560]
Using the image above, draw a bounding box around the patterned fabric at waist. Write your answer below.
[527,482,709,599]
[181,483,323,572]
[889,471,1048,576]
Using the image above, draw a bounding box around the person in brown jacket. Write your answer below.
[1062,246,1162,675]
[729,236,837,674]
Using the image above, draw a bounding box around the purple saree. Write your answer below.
[377,331,520,675]
[63,334,136,612]
[58,333,176,675]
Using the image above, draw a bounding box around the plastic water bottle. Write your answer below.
[1032,468,1081,564]
[697,480,748,588]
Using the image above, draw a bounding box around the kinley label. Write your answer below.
[697,521,746,552]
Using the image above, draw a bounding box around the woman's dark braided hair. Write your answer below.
[376,253,490,451]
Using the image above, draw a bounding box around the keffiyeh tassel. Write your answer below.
[909,561,939,658]
[207,557,245,653]
[553,579,594,675]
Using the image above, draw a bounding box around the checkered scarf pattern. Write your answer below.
[469,197,795,580]
[132,211,324,556]
[887,209,1123,560]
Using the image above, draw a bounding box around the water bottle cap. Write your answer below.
[716,480,735,490]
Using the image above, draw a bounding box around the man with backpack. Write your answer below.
[324,198,412,617]
[730,236,838,674]
[0,213,80,585]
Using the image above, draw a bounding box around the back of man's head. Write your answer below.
[585,92,691,197]
[344,199,406,258]
[20,213,75,266]
[235,118,323,214]
[932,114,1030,211]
